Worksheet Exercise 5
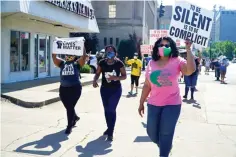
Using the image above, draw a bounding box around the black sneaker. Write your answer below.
[107,136,113,141]
[73,116,80,127]
[183,95,187,99]
[65,126,72,134]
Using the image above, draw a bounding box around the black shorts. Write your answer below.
[131,75,140,86]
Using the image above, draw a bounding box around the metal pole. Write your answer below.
[154,0,157,29]
[142,0,146,44]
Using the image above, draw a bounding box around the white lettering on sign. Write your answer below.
[168,1,213,48]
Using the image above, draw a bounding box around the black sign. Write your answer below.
[45,0,94,19]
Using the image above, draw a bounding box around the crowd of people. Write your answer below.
[52,36,230,157]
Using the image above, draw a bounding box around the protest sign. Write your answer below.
[150,29,181,47]
[53,37,85,56]
[141,45,152,55]
[168,1,213,48]
[149,30,168,46]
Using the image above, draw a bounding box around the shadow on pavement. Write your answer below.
[76,136,112,157]
[134,122,151,143]
[183,99,201,109]
[134,136,151,142]
[15,130,68,156]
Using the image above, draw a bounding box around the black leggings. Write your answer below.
[131,75,140,86]
[59,84,82,127]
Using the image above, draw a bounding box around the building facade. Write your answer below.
[1,0,99,83]
[215,10,236,42]
[92,1,158,50]
[159,5,172,30]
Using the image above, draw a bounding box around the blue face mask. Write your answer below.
[107,52,115,59]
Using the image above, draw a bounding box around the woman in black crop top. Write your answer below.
[93,45,127,141]
[52,47,87,135]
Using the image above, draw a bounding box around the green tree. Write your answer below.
[128,32,142,59]
[222,41,234,59]
[117,39,134,61]
[69,33,98,54]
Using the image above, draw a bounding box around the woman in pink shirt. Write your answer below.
[138,37,196,157]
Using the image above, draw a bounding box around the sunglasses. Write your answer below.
[66,56,74,60]
[159,44,170,48]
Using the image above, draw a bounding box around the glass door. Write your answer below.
[38,34,50,78]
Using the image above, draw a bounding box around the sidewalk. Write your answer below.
[1,74,99,108]
[1,70,133,108]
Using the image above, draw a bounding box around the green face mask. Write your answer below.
[158,47,172,57]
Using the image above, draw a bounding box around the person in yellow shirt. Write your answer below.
[125,53,142,95]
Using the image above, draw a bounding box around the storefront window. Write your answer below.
[20,32,30,71]
[10,31,30,72]
[10,31,20,72]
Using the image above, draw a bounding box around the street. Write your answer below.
[1,64,236,157]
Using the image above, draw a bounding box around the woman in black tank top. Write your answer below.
[93,45,127,141]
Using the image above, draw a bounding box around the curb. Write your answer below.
[1,79,101,108]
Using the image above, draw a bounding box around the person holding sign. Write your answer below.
[52,47,88,135]
[93,45,127,141]
[138,37,196,157]
[125,53,142,95]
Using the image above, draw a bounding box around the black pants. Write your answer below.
[59,84,82,127]
[100,86,122,136]
[131,75,140,86]
[215,68,220,80]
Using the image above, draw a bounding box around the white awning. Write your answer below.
[1,0,99,33]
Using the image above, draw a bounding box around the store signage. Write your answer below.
[53,37,85,56]
[45,0,94,19]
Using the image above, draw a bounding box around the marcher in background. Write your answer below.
[138,37,195,157]
[183,55,200,100]
[125,53,142,95]
[214,59,221,81]
[220,58,229,84]
[205,58,211,75]
[93,45,127,141]
[52,47,87,134]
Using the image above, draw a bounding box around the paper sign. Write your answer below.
[141,45,152,55]
[168,1,213,48]
[149,29,181,47]
[53,37,85,56]
[149,30,168,46]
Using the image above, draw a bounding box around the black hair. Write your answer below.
[105,45,117,54]
[152,37,179,61]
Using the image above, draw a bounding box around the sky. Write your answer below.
[160,0,236,10]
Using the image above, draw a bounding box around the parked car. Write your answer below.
[87,55,97,74]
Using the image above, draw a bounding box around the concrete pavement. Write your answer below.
[1,68,236,157]
[1,74,100,108]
